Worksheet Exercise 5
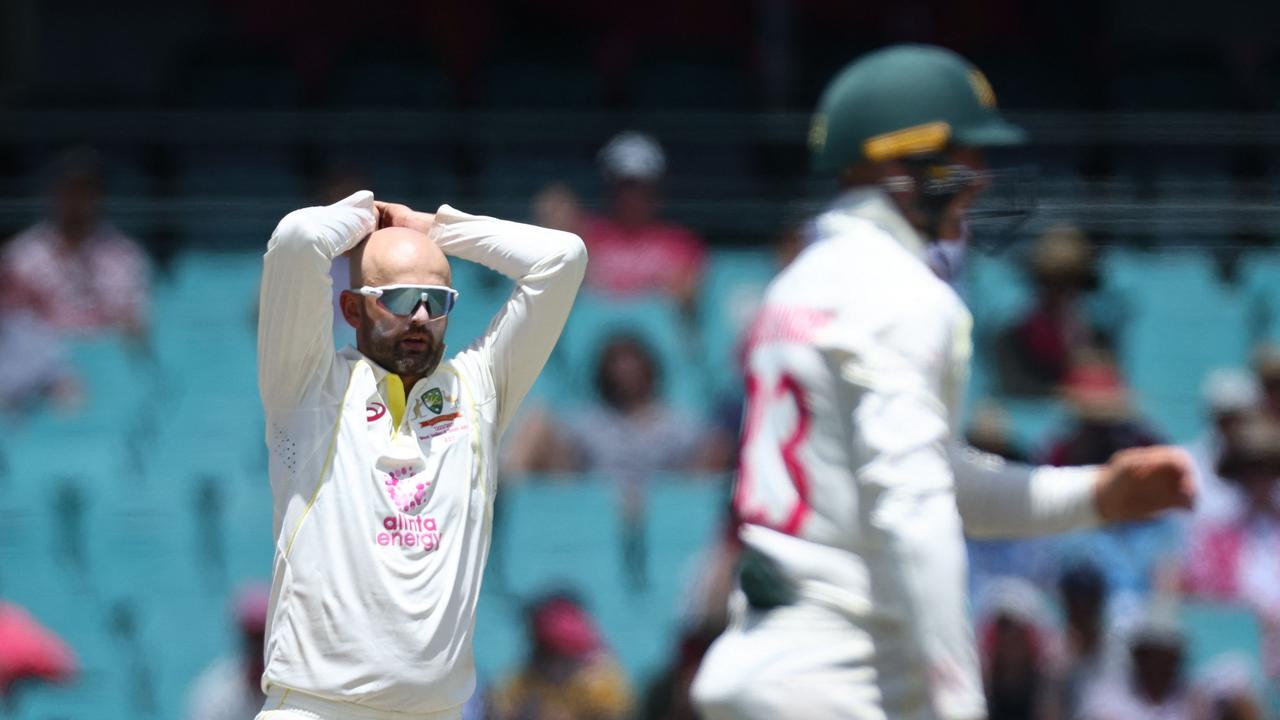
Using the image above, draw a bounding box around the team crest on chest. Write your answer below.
[423,387,444,415]
[411,384,468,445]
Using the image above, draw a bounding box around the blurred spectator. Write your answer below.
[533,182,587,236]
[508,334,710,474]
[1185,369,1261,527]
[0,149,149,336]
[0,601,77,702]
[1042,358,1163,467]
[1252,345,1280,421]
[996,225,1116,396]
[1046,561,1123,720]
[579,132,707,312]
[639,624,720,720]
[975,577,1057,720]
[1079,611,1189,720]
[1181,412,1280,680]
[0,310,79,414]
[184,583,268,720]
[492,592,632,720]
[506,334,711,589]
[1187,654,1265,720]
[966,401,1031,463]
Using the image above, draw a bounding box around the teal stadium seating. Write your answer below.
[698,249,778,403]
[1105,248,1251,442]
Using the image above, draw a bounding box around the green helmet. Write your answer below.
[809,44,1026,173]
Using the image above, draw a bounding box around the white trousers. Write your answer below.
[691,597,948,720]
[256,687,463,720]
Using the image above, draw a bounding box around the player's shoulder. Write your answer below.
[788,217,951,309]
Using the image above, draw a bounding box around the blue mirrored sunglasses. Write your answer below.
[357,284,459,318]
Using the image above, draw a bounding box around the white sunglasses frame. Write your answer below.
[356,284,460,318]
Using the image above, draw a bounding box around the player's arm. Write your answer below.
[952,437,1195,538]
[257,190,376,415]
[379,201,587,435]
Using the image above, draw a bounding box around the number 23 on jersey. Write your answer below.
[734,370,813,536]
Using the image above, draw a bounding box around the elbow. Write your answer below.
[554,231,588,283]
[268,210,322,254]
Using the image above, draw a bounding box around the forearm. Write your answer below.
[952,444,1099,538]
[429,205,586,282]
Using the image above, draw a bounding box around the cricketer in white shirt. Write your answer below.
[255,191,585,719]
[690,187,1194,720]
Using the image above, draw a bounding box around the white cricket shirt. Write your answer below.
[256,192,585,714]
[730,188,1099,720]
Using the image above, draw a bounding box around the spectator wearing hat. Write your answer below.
[1079,609,1189,720]
[974,577,1059,720]
[184,583,269,720]
[1182,413,1280,680]
[996,224,1120,397]
[579,132,707,312]
[1185,369,1262,527]
[491,592,632,720]
[1045,561,1124,720]
[1042,357,1164,467]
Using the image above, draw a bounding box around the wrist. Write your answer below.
[1091,466,1114,522]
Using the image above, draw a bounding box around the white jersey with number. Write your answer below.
[693,188,1099,720]
[256,192,585,715]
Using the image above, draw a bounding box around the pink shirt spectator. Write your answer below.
[2,222,149,332]
[581,215,705,298]
[1183,512,1280,678]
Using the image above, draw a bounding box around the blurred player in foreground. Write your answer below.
[255,191,585,719]
[691,44,1195,720]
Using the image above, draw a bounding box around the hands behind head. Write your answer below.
[1094,446,1196,523]
[374,200,436,237]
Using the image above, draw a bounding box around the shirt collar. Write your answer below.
[824,186,928,263]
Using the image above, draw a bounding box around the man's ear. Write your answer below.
[339,290,362,330]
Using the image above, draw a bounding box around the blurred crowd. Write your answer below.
[0,148,151,415]
[5,129,1280,720]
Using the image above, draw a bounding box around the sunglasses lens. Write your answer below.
[376,287,456,318]
[424,288,455,317]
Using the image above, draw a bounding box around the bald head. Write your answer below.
[349,226,450,289]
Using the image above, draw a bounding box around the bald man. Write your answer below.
[256,191,586,720]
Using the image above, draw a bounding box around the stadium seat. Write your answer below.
[697,249,778,400]
[477,475,724,680]
[1240,250,1280,343]
[1180,601,1264,676]
[1105,248,1251,441]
